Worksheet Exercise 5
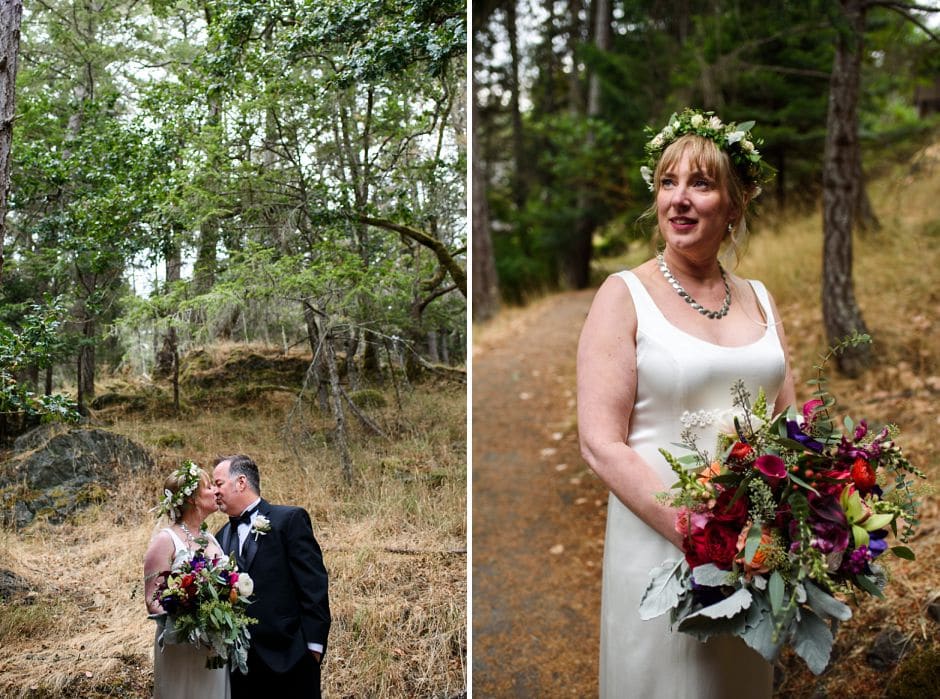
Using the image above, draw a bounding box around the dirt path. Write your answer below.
[472,290,609,696]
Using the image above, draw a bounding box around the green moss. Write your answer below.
[155,433,185,448]
[75,482,108,506]
[885,647,940,699]
[350,389,387,409]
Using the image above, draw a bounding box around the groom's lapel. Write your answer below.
[224,524,238,557]
[241,501,268,571]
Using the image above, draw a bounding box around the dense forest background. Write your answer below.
[471,0,940,330]
[1,0,466,439]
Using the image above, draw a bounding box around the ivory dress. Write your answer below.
[152,528,231,699]
[599,271,787,699]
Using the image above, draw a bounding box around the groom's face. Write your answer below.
[214,460,255,516]
[213,460,240,514]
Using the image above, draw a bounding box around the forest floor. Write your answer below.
[472,138,940,697]
[472,290,605,696]
[0,348,467,698]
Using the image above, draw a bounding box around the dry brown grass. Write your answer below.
[0,379,466,698]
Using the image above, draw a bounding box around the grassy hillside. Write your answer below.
[0,351,467,697]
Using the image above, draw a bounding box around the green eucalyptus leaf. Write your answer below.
[890,546,915,560]
[769,571,785,614]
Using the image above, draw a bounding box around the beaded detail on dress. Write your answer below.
[679,409,723,429]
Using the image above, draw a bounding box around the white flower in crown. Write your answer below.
[690,113,704,128]
[741,139,755,153]
[250,515,272,541]
[726,129,745,145]
[708,115,723,130]
[640,165,654,191]
[650,133,665,149]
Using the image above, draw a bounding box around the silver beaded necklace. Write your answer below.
[179,521,202,547]
[656,252,731,320]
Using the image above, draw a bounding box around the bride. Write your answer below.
[143,461,231,699]
[577,109,795,698]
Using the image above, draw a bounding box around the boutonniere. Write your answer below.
[251,515,272,541]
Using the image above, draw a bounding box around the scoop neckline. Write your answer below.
[622,270,773,350]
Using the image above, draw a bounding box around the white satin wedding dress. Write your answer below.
[152,528,231,699]
[599,271,787,699]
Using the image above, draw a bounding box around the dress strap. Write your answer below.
[746,279,779,338]
[612,270,667,332]
[161,527,186,551]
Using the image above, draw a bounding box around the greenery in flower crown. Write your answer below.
[641,108,769,192]
[154,460,202,521]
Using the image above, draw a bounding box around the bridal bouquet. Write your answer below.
[152,547,257,673]
[639,339,926,674]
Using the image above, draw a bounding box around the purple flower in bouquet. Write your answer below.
[787,419,825,452]
[839,546,872,575]
[804,494,850,553]
[867,529,889,558]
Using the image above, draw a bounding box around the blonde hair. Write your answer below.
[160,467,211,523]
[642,134,758,267]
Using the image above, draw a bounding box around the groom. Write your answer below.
[213,454,331,699]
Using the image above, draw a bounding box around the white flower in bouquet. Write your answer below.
[235,572,254,598]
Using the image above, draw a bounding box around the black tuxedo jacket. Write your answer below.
[217,499,331,674]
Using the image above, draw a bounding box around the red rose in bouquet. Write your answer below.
[686,520,740,569]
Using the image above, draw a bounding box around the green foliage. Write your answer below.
[476,0,937,296]
[9,0,466,397]
[0,302,79,432]
[349,388,387,409]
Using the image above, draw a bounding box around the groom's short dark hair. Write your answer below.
[217,454,261,494]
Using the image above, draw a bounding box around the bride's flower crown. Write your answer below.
[641,108,768,192]
[154,460,202,521]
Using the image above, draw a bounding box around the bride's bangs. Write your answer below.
[655,135,728,187]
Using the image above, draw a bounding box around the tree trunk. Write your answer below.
[854,153,881,234]
[324,331,354,485]
[155,237,182,400]
[76,324,95,414]
[565,0,584,116]
[821,0,872,377]
[0,0,23,284]
[471,69,499,322]
[506,0,528,215]
[562,0,610,290]
[362,334,381,381]
[302,301,330,413]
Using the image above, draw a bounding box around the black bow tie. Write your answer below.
[229,506,257,529]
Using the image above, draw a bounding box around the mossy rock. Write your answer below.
[179,347,309,390]
[155,433,185,448]
[349,389,387,409]
[885,647,940,699]
[75,482,109,506]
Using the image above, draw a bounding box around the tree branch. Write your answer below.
[356,216,466,297]
[871,2,940,43]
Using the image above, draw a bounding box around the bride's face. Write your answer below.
[194,478,219,515]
